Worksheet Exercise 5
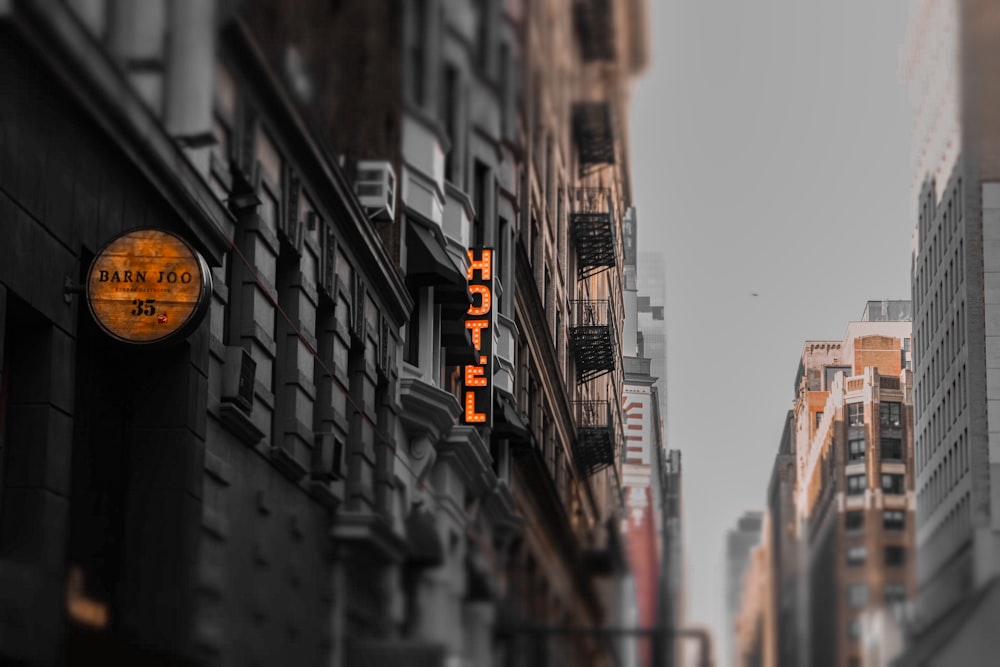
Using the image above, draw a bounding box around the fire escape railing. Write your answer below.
[572,102,615,176]
[569,188,616,280]
[568,299,616,383]
[572,0,615,62]
[572,400,615,477]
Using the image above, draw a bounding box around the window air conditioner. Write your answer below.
[354,160,396,223]
[312,432,344,481]
[221,346,256,413]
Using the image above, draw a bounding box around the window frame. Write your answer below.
[883,509,905,531]
[846,545,867,567]
[847,474,866,495]
[880,401,902,428]
[848,403,864,427]
[848,437,866,462]
[881,473,905,495]
[881,436,903,461]
[845,511,864,532]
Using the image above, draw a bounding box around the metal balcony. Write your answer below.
[569,188,616,280]
[573,0,615,62]
[573,400,615,477]
[572,102,615,175]
[569,300,616,383]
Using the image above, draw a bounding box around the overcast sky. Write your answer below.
[628,0,912,659]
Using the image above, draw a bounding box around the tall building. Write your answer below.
[734,521,773,667]
[791,303,914,667]
[897,1,1000,662]
[622,355,665,667]
[767,411,799,667]
[726,510,764,667]
[621,198,682,667]
[0,1,648,665]
[661,448,685,667]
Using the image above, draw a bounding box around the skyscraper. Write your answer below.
[898,1,1000,661]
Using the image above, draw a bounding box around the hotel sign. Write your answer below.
[463,248,493,425]
[87,228,212,345]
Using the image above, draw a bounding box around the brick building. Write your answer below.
[791,302,915,667]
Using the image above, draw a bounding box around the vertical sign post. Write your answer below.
[463,248,493,426]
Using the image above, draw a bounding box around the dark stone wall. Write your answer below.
[0,30,208,664]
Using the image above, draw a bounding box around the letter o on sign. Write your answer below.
[87,228,212,345]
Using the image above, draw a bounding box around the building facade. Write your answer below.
[725,510,764,667]
[766,411,799,667]
[791,303,915,667]
[898,0,1000,662]
[0,0,648,665]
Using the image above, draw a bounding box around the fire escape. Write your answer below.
[572,400,615,477]
[568,299,615,383]
[572,0,615,63]
[569,187,616,280]
[567,1,619,480]
[572,103,615,178]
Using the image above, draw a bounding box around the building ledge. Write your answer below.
[332,512,407,564]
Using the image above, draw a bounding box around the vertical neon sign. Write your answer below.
[464,248,493,425]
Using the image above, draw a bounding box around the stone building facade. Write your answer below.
[897,1,1000,663]
[0,0,647,665]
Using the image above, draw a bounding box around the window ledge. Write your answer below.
[219,401,265,446]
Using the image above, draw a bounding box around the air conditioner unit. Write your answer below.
[354,160,396,223]
[221,346,256,413]
[312,432,344,481]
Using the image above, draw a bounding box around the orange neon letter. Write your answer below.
[465,364,487,387]
[467,249,492,280]
[466,319,489,349]
[468,285,491,316]
[465,391,486,422]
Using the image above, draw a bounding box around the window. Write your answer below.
[815,411,824,428]
[882,474,905,495]
[885,583,907,604]
[881,436,903,461]
[847,618,861,640]
[407,0,428,106]
[845,511,864,532]
[885,546,906,567]
[848,437,866,462]
[883,510,905,530]
[881,402,902,428]
[847,474,866,495]
[848,403,864,427]
[846,545,867,567]
[473,161,489,248]
[847,584,869,608]
[441,64,459,182]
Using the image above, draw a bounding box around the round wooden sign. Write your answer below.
[87,228,212,345]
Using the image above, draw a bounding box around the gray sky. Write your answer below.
[628,0,912,658]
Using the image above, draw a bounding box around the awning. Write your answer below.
[406,221,466,288]
[405,504,444,568]
[441,319,477,365]
[492,392,531,442]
